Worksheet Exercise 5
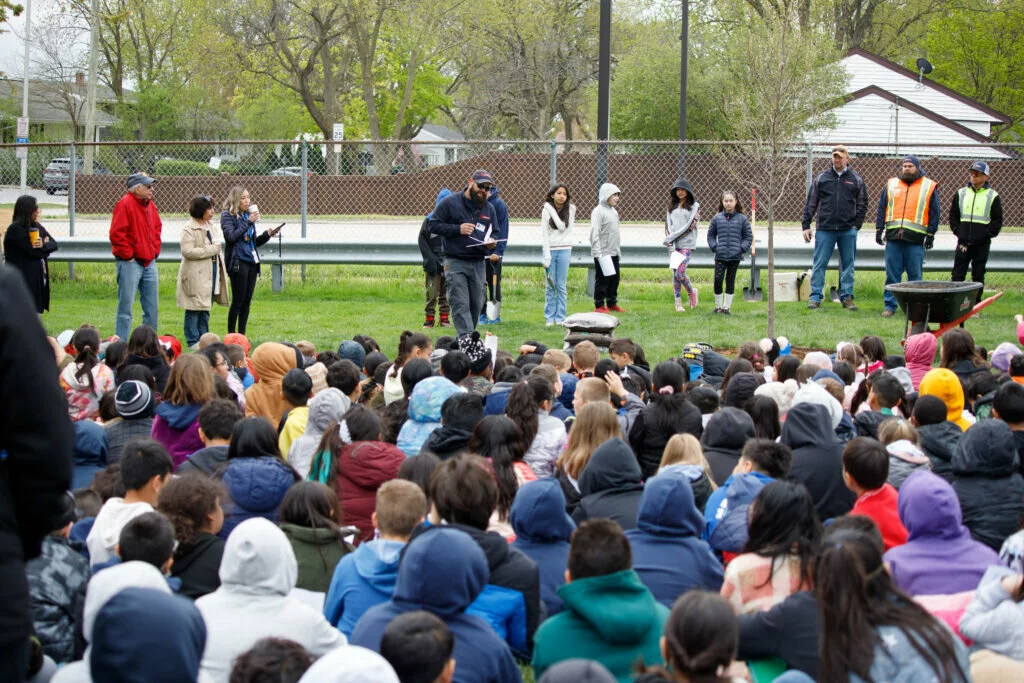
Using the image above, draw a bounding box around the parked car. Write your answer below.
[269,166,303,176]
[43,158,110,194]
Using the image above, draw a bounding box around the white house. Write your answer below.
[807,48,1011,159]
[411,124,467,167]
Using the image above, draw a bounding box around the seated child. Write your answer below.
[854,371,902,438]
[532,519,669,680]
[278,368,313,457]
[226,343,254,389]
[178,399,244,476]
[86,439,173,566]
[658,433,716,512]
[323,480,427,637]
[113,510,176,577]
[26,491,90,663]
[704,439,791,545]
[380,611,456,683]
[877,418,931,490]
[842,437,909,551]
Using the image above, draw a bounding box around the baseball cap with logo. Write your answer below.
[831,145,849,157]
[471,170,494,186]
[969,161,990,175]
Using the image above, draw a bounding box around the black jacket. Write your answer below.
[781,403,856,520]
[801,166,867,232]
[221,211,271,272]
[572,438,645,531]
[701,408,755,486]
[0,264,74,656]
[171,532,224,600]
[952,420,1024,551]
[3,221,58,313]
[628,397,704,480]
[1016,430,1024,478]
[854,410,895,440]
[737,591,820,678]
[949,360,991,395]
[419,425,472,460]
[418,216,444,275]
[117,353,170,395]
[428,189,494,262]
[445,523,541,657]
[917,421,962,483]
[950,183,1002,245]
[557,468,582,516]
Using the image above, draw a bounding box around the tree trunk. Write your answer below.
[766,195,776,339]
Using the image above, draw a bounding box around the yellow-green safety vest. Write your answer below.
[957,186,997,225]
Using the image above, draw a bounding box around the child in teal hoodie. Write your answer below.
[532,519,669,682]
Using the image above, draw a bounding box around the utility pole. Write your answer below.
[83,0,100,172]
[19,0,32,191]
[595,0,611,199]
[678,0,689,176]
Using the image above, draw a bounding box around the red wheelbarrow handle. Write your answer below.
[900,292,1004,346]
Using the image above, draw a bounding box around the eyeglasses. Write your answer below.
[477,183,493,191]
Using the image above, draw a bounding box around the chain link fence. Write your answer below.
[3,138,1023,290]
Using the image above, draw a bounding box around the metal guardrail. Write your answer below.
[41,239,1024,294]
[44,238,1021,293]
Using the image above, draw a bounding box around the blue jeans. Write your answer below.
[544,249,571,322]
[115,258,159,341]
[810,227,858,302]
[884,240,925,311]
[183,310,210,347]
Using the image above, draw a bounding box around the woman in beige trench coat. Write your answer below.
[177,195,228,347]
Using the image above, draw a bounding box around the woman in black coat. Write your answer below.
[3,195,58,313]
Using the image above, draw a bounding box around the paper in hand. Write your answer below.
[598,254,616,276]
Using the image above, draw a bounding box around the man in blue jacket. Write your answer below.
[428,170,498,336]
[802,145,867,311]
[482,185,509,324]
[350,526,522,683]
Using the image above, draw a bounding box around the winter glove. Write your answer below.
[925,234,934,250]
[875,229,885,246]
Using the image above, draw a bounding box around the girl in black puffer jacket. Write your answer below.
[629,361,704,480]
[706,190,752,315]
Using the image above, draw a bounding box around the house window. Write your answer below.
[445,147,455,164]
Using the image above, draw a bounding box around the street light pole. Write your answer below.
[20,0,32,191]
[678,0,689,176]
[595,0,611,198]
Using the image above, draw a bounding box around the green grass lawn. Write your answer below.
[41,262,1022,360]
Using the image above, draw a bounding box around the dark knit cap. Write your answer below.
[115,380,154,419]
[724,372,761,409]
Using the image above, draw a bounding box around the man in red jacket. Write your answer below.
[110,173,162,340]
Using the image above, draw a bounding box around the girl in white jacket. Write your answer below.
[663,177,700,312]
[541,184,575,325]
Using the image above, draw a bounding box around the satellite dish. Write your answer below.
[916,58,934,75]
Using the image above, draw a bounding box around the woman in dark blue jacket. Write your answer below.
[706,190,752,315]
[220,186,280,334]
[215,417,300,539]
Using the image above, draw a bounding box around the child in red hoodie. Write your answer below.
[842,437,909,550]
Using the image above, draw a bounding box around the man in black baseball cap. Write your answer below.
[427,170,498,336]
[950,160,1002,303]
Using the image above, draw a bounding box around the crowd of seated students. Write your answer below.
[17,317,1024,683]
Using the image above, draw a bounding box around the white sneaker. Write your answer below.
[546,320,555,327]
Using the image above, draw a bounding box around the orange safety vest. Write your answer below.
[884,176,938,235]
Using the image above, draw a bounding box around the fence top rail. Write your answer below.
[4,140,1024,150]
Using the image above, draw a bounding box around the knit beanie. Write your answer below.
[755,380,798,417]
[457,331,491,374]
[682,343,705,380]
[304,362,329,395]
[991,342,1022,373]
[724,373,761,408]
[792,379,843,429]
[337,340,366,370]
[888,366,914,395]
[115,380,154,419]
[803,351,832,372]
[158,335,182,361]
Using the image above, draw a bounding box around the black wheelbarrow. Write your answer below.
[884,280,1002,342]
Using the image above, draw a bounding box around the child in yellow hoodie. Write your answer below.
[279,368,313,457]
[919,368,975,431]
